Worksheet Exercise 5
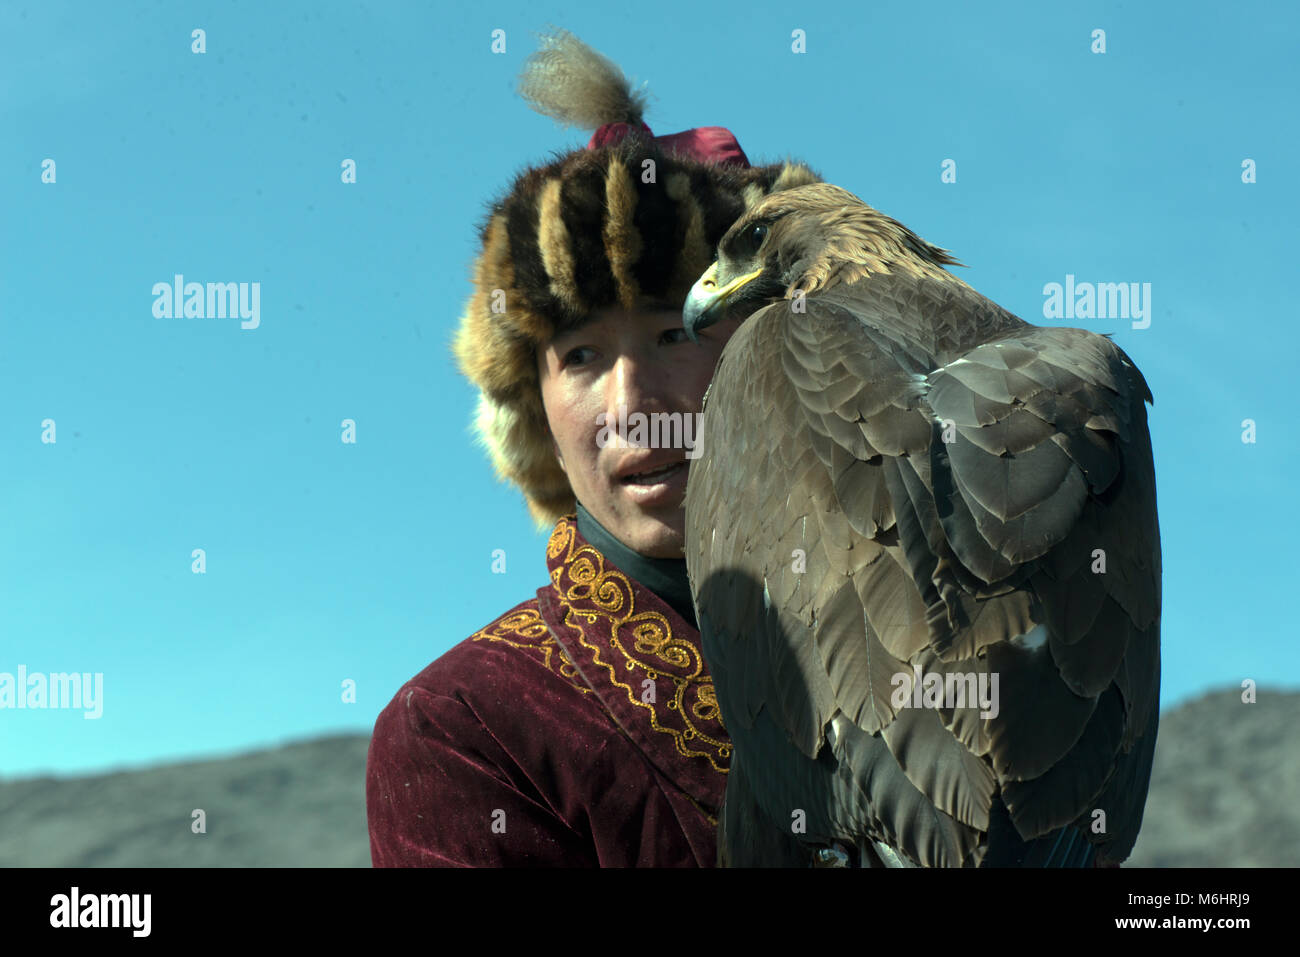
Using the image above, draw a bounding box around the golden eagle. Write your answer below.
[682,184,1161,867]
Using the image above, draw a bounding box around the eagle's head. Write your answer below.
[683,183,963,340]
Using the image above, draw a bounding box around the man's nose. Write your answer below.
[605,353,670,444]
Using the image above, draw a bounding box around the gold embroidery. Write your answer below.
[547,519,576,560]
[469,604,593,695]
[693,684,721,723]
[545,517,731,772]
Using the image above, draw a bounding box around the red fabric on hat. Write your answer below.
[586,121,751,168]
[586,120,653,148]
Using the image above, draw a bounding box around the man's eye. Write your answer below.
[561,346,595,368]
[661,327,691,345]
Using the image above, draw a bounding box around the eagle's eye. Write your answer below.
[731,221,769,260]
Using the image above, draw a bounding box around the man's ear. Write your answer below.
[552,436,565,472]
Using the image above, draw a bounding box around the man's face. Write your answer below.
[537,306,743,559]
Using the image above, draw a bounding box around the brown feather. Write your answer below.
[687,184,1160,867]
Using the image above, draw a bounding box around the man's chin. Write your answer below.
[636,535,686,561]
[617,510,686,560]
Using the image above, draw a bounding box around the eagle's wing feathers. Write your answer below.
[688,269,1160,866]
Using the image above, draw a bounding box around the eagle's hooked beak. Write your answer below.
[683,263,764,343]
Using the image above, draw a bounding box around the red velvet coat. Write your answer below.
[366,516,730,866]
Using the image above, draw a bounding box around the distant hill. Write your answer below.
[0,734,371,867]
[1127,687,1298,867]
[2,688,1295,866]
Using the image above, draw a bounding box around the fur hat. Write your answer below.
[453,29,821,527]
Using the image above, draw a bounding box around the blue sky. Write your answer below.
[2,0,1295,777]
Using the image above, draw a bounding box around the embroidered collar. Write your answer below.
[535,516,730,811]
[574,503,698,628]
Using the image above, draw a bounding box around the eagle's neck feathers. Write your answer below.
[787,205,966,297]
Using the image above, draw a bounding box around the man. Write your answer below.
[365,31,819,866]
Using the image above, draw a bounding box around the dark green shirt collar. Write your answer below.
[575,503,698,629]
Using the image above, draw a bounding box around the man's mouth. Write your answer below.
[620,462,688,485]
